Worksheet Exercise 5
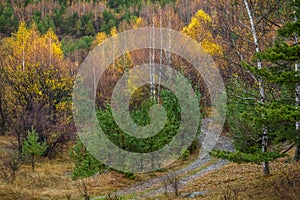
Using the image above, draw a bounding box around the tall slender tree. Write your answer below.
[258,0,300,162]
[293,0,300,161]
[243,0,269,175]
[210,0,287,175]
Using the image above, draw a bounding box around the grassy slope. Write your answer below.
[162,150,300,200]
[0,136,135,200]
[0,136,197,200]
[1,136,300,200]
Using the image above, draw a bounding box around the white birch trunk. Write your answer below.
[149,16,153,100]
[244,0,269,174]
[83,0,86,15]
[158,8,163,103]
[294,1,300,161]
[113,38,115,69]
[152,16,156,101]
[167,11,172,81]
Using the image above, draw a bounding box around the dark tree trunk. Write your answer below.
[294,145,300,162]
[263,161,270,175]
[17,130,22,156]
[31,153,35,172]
[0,96,5,134]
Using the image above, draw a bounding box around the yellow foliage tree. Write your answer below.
[110,26,118,37]
[133,17,144,29]
[182,9,222,56]
[7,20,31,70]
[42,28,64,65]
[6,22,63,69]
[91,32,108,48]
[2,21,73,157]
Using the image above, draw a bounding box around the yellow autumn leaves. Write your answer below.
[183,9,223,56]
[91,9,222,98]
[5,21,63,69]
[2,20,73,117]
[92,26,135,97]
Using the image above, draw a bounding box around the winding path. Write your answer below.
[92,118,234,199]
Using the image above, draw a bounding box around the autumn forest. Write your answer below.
[0,0,299,199]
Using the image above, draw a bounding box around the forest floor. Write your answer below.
[0,129,300,199]
[0,135,200,200]
[95,145,300,200]
[175,155,300,200]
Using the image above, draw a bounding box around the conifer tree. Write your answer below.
[211,0,300,171]
[22,127,47,171]
[69,140,106,179]
[257,0,300,161]
[210,0,288,174]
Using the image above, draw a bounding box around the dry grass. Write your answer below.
[0,136,198,200]
[171,150,300,200]
[2,134,299,200]
[0,160,75,199]
[0,135,136,199]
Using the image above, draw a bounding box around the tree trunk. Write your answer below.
[16,129,22,155]
[157,7,163,103]
[294,145,300,162]
[294,1,299,162]
[149,15,155,100]
[151,16,156,100]
[262,128,270,174]
[167,12,172,81]
[0,93,5,134]
[31,153,35,172]
[243,0,269,174]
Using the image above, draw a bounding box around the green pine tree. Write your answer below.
[257,0,300,161]
[22,127,48,172]
[211,0,300,169]
[69,140,107,180]
[210,77,284,170]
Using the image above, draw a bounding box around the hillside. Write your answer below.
[1,135,299,199]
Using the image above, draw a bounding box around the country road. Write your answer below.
[92,118,234,199]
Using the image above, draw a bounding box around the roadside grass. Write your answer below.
[2,134,299,200]
[136,158,219,197]
[0,135,198,200]
[171,149,300,200]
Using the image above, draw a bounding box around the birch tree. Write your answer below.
[182,9,222,56]
[293,0,300,162]
[257,0,300,162]
[210,0,287,175]
[243,0,269,175]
